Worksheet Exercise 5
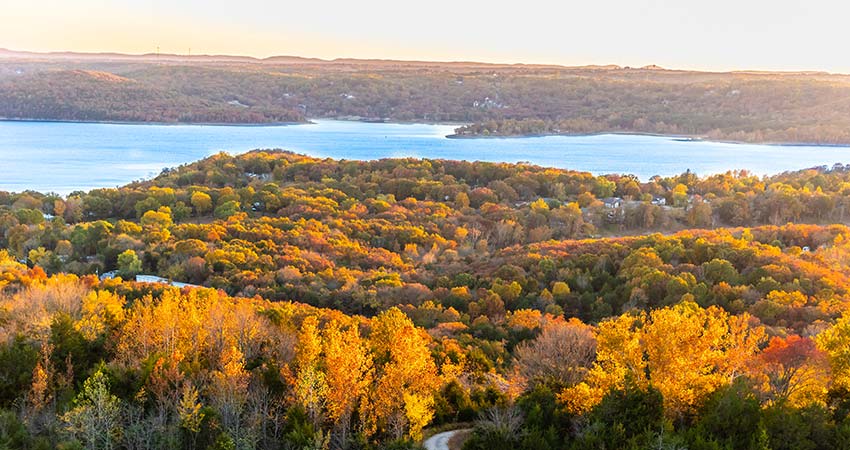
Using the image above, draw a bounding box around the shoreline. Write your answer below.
[0,117,310,127]
[447,130,850,148]
[2,117,850,148]
[0,116,466,128]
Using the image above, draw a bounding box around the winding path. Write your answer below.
[423,429,471,450]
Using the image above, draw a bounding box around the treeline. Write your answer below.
[453,117,850,144]
[5,60,850,143]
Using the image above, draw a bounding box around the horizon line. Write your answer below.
[0,46,843,76]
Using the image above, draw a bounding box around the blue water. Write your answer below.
[2,119,850,194]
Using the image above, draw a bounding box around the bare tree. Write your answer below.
[472,406,525,446]
[514,319,597,388]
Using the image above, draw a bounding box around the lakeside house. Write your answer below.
[602,197,623,209]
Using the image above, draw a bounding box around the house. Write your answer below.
[602,197,623,209]
[245,172,271,181]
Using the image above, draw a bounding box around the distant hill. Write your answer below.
[3,48,850,143]
[0,47,610,69]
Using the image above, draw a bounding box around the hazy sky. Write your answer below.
[2,0,848,72]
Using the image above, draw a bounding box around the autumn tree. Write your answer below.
[816,311,850,390]
[369,308,440,441]
[190,191,213,216]
[116,250,142,279]
[176,383,205,447]
[62,368,122,450]
[75,290,126,341]
[140,207,173,244]
[322,320,372,445]
[292,316,327,428]
[209,345,251,444]
[560,302,764,418]
[514,318,596,388]
[751,335,830,406]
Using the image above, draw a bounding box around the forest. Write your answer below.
[1,150,850,448]
[5,53,850,143]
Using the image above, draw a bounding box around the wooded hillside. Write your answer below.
[4,52,850,143]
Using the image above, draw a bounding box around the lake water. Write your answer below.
[2,119,850,194]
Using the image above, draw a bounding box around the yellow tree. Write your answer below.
[293,316,327,428]
[369,308,440,441]
[559,313,642,414]
[641,302,763,417]
[116,292,196,368]
[25,341,55,429]
[672,183,689,207]
[75,290,126,341]
[190,191,213,216]
[177,383,205,436]
[560,301,764,418]
[816,311,850,389]
[322,320,372,443]
[140,206,173,244]
[209,345,250,440]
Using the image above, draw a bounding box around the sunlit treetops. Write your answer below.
[1,255,850,448]
[3,152,850,334]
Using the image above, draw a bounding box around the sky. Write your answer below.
[1,0,848,72]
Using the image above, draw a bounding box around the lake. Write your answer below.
[2,119,850,194]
